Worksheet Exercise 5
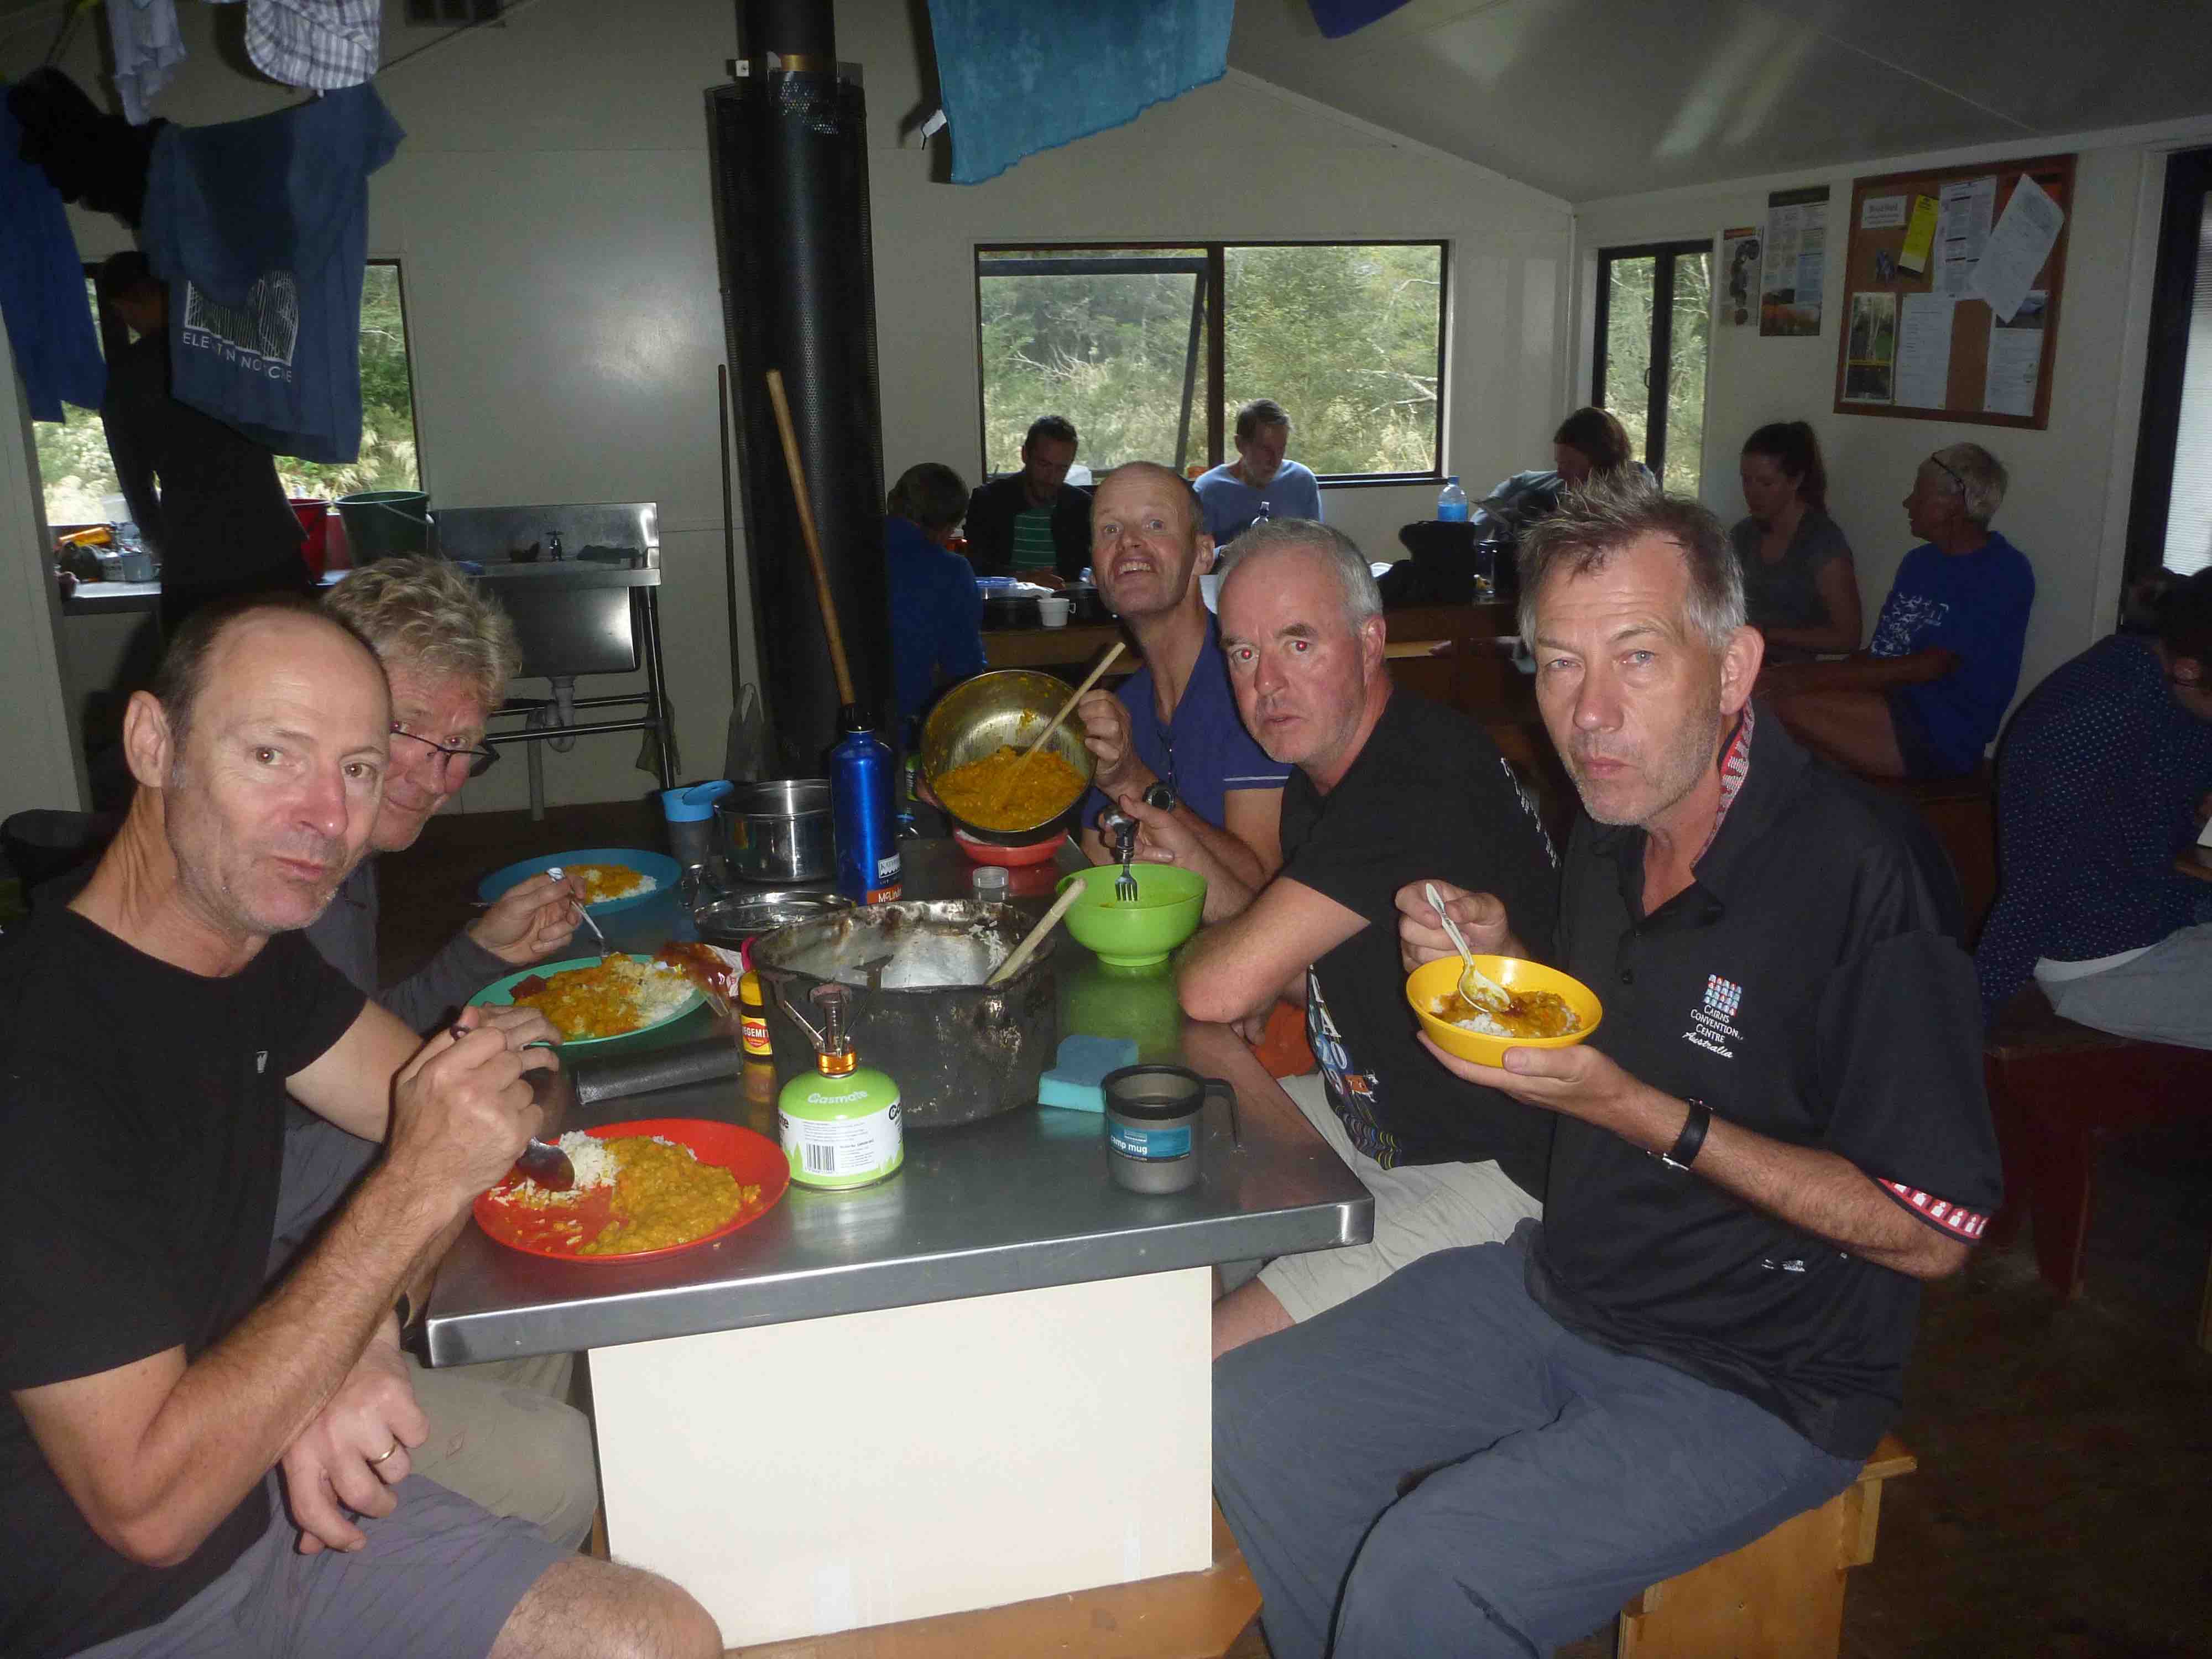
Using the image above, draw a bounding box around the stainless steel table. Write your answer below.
[425,839,1369,1644]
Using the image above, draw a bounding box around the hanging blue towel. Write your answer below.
[1306,0,1413,39]
[925,0,1233,186]
[139,82,403,463]
[0,84,105,422]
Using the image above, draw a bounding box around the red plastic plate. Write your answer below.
[473,1117,789,1264]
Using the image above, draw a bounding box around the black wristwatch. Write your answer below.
[1653,1099,1712,1173]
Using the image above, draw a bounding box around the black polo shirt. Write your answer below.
[1527,705,2000,1460]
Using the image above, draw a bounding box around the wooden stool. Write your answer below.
[1984,984,2212,1297]
[1869,764,1996,940]
[1615,1436,1916,1659]
[726,1504,1259,1658]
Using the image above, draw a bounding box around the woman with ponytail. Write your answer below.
[1731,421,1860,658]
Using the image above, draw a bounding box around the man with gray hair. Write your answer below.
[1214,479,1999,1658]
[272,556,599,1552]
[1174,518,1558,1358]
[1766,441,2033,779]
[1194,398,1325,544]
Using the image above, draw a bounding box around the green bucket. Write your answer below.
[335,491,430,563]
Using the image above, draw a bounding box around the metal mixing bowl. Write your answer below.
[919,669,1099,846]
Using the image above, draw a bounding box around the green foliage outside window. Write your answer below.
[978,243,1444,481]
[33,263,422,526]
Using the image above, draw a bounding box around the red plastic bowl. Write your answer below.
[953,828,1066,867]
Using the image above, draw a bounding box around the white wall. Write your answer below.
[1,1,1574,821]
[1573,116,2212,718]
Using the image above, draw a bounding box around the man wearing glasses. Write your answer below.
[277,556,599,1553]
[1764,443,2033,780]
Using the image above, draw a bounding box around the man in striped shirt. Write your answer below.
[964,415,1092,586]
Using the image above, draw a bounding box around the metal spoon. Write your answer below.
[456,1031,576,1192]
[1423,882,1512,1015]
[543,866,608,964]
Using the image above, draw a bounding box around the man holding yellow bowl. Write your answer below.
[1213,479,2001,1659]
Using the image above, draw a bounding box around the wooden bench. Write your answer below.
[1616,1435,1916,1659]
[1983,983,2212,1298]
[726,1503,1260,1658]
[1868,765,1996,941]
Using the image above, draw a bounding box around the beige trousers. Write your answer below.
[403,1349,599,1553]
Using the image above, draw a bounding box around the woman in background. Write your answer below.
[1731,421,1860,659]
[1550,405,1639,486]
[885,462,987,736]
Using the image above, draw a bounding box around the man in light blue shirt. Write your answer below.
[1196,398,1324,544]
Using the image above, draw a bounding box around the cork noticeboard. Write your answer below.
[1833,153,2074,430]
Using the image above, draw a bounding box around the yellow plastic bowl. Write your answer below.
[1404,954,1604,1067]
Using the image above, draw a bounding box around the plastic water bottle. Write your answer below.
[1437,477,1469,523]
[830,705,901,904]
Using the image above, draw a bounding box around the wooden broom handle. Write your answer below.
[765,369,857,709]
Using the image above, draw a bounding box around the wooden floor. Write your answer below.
[380,803,2212,1659]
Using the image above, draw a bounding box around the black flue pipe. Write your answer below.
[708,0,891,774]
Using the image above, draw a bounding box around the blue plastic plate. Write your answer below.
[476,848,681,917]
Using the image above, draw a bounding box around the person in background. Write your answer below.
[1765,444,2032,780]
[1975,569,2212,1043]
[1213,479,1997,1659]
[0,597,719,1659]
[1175,520,1558,1358]
[1549,405,1639,488]
[95,251,311,636]
[1195,398,1324,545]
[885,462,988,733]
[1075,462,1287,891]
[1731,421,1860,659]
[274,556,597,1552]
[963,414,1090,587]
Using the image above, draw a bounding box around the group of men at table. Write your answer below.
[6,436,2206,1658]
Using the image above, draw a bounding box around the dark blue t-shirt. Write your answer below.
[1082,616,1288,830]
[1870,533,2034,775]
[141,83,404,464]
[885,515,987,730]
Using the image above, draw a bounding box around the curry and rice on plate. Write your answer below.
[506,1133,761,1256]
[504,954,695,1042]
[565,862,659,904]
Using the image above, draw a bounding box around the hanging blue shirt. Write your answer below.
[885,515,987,732]
[1081,615,1290,832]
[139,82,403,463]
[0,84,104,422]
[1193,461,1324,545]
[1870,532,2035,776]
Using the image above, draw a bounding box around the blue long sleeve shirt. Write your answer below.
[886,515,987,729]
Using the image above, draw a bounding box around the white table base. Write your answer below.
[588,1266,1214,1646]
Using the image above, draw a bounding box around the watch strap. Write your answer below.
[1657,1099,1711,1172]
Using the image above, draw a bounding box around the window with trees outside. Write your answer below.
[33,262,424,527]
[975,242,1447,483]
[1592,241,1711,496]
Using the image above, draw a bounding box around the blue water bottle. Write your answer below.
[1437,476,1470,522]
[830,705,902,903]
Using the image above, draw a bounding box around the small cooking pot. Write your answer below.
[716,778,833,884]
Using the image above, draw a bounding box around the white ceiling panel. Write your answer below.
[1229,0,2212,202]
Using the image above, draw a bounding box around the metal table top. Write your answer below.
[424,843,1371,1365]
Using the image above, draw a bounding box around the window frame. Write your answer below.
[973,239,1451,488]
[1591,237,1712,486]
[2121,145,2212,593]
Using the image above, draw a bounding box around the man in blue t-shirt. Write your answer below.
[1076,462,1289,909]
[1766,443,2033,780]
[1194,398,1325,546]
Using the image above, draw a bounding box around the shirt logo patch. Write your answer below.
[255,1050,269,1075]
[1683,973,1743,1060]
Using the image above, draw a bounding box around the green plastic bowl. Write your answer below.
[1057,864,1207,968]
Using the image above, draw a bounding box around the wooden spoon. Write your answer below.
[990,641,1126,815]
[988,877,1089,987]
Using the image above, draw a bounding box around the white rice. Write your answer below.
[511,1130,682,1204]
[1446,1005,1515,1038]
[625,956,695,1022]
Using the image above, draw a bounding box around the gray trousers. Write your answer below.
[1213,1227,1861,1658]
[2039,922,2212,1051]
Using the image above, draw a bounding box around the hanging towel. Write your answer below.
[205,0,383,92]
[0,84,105,421]
[139,82,404,463]
[106,0,188,125]
[924,0,1233,186]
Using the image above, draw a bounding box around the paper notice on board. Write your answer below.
[1895,293,1956,408]
[1761,185,1828,336]
[1720,226,1763,326]
[1842,291,1896,403]
[1861,195,1908,230]
[1937,175,1996,296]
[1968,175,2064,322]
[1900,195,1939,275]
[1984,290,2047,416]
